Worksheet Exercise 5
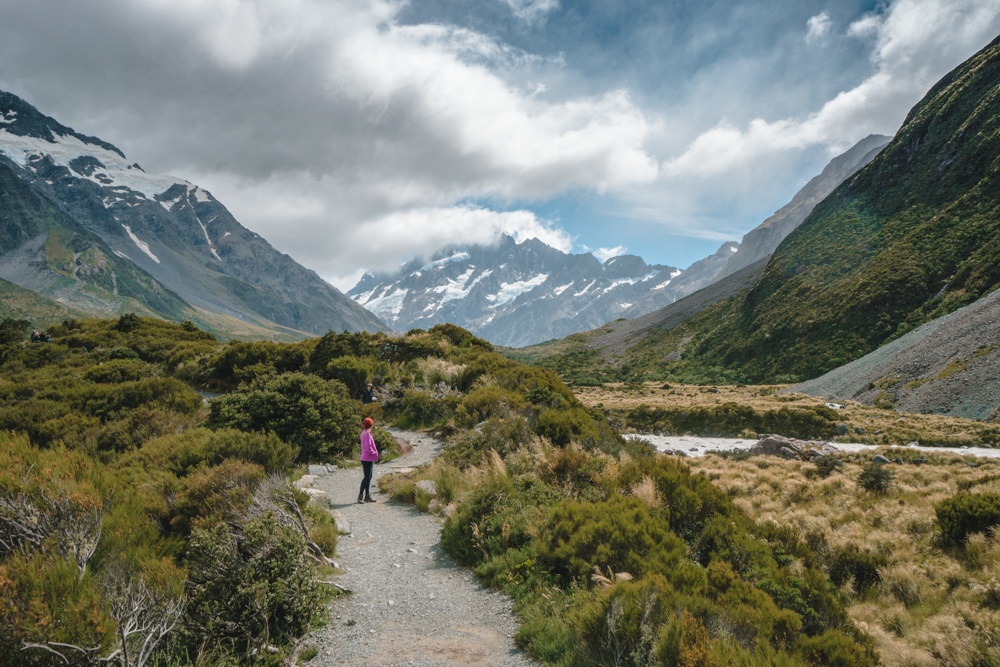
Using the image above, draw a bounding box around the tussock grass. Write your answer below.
[688,450,1000,667]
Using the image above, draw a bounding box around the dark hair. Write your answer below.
[362,417,374,429]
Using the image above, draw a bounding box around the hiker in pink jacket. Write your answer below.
[358,417,379,503]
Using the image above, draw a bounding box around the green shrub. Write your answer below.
[115,312,142,332]
[570,576,673,667]
[0,318,29,346]
[936,492,1000,545]
[392,389,458,429]
[539,497,693,588]
[168,459,266,536]
[84,358,157,383]
[183,514,323,658]
[813,454,843,478]
[535,406,598,447]
[441,415,535,469]
[796,629,878,667]
[206,340,309,389]
[857,462,894,494]
[829,547,885,593]
[0,554,114,665]
[455,385,526,428]
[324,355,376,398]
[441,473,556,567]
[133,428,298,477]
[208,372,357,461]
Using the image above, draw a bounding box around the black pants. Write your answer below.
[359,461,373,498]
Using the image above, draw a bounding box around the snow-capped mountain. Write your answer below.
[349,235,689,347]
[0,91,387,337]
[347,134,891,348]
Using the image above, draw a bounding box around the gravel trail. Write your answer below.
[308,430,540,667]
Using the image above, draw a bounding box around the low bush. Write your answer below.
[208,372,357,461]
[857,462,894,494]
[183,514,323,658]
[936,492,1000,545]
[829,547,886,593]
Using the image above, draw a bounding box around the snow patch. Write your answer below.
[653,279,672,289]
[421,252,470,272]
[363,287,409,320]
[121,224,160,264]
[0,128,187,201]
[430,267,493,305]
[195,214,222,261]
[191,186,212,203]
[487,273,549,307]
[0,110,16,125]
[574,280,597,296]
[552,282,574,296]
[601,272,659,294]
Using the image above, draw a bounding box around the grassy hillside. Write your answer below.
[0,277,86,324]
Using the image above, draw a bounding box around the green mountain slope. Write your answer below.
[512,34,1000,388]
[0,276,87,324]
[697,33,1000,382]
[0,161,194,320]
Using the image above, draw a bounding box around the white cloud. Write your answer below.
[593,246,627,262]
[664,0,1000,179]
[29,0,655,285]
[317,204,572,287]
[805,11,831,43]
[501,0,560,25]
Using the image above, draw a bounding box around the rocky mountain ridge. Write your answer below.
[349,234,692,347]
[0,91,388,338]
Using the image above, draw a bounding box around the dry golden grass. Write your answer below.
[415,356,466,386]
[687,450,1000,667]
[576,382,1000,446]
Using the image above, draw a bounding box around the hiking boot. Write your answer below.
[364,495,376,503]
[357,492,364,504]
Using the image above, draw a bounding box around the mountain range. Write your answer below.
[0,91,387,339]
[348,132,887,348]
[511,33,1000,419]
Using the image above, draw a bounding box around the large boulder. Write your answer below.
[749,434,839,461]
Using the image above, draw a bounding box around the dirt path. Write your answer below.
[308,430,540,667]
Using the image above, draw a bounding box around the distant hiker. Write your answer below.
[358,417,379,503]
[362,383,376,405]
[30,330,41,343]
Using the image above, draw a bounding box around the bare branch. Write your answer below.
[249,475,335,566]
[101,565,184,667]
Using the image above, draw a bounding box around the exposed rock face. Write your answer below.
[790,287,1000,421]
[0,90,388,338]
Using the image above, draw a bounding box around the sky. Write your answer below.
[0,0,998,290]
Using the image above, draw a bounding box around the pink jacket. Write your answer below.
[360,429,379,462]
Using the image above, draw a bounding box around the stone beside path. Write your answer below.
[306,429,540,667]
